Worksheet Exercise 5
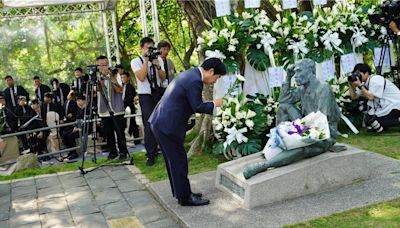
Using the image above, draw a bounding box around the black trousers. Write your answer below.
[101,115,128,155]
[367,109,400,130]
[151,125,191,200]
[139,94,158,159]
[125,105,140,144]
[62,129,80,155]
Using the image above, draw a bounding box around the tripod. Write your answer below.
[78,70,133,175]
[377,33,400,86]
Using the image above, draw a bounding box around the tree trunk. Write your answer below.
[177,0,216,156]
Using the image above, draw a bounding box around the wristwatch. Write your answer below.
[357,85,364,90]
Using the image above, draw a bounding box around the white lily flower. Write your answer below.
[197,37,205,44]
[205,50,226,61]
[245,119,254,129]
[236,74,246,82]
[246,110,257,118]
[219,29,230,40]
[228,45,236,52]
[242,12,252,20]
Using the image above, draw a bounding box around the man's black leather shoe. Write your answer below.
[118,153,128,161]
[192,192,203,198]
[107,152,118,160]
[178,194,209,206]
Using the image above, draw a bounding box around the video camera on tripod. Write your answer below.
[87,65,119,81]
[369,0,400,26]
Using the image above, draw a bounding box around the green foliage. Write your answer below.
[132,151,225,182]
[246,45,271,71]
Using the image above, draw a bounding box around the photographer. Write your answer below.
[348,63,400,132]
[131,37,166,166]
[96,56,129,161]
[158,41,176,88]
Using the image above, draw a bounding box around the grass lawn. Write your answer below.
[337,129,400,160]
[286,198,400,228]
[131,151,226,182]
[0,158,117,181]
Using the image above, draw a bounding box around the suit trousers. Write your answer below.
[139,94,158,159]
[151,125,191,200]
[101,115,128,155]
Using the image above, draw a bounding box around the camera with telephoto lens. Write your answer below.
[147,46,161,61]
[348,71,362,82]
[369,0,400,25]
[108,67,119,75]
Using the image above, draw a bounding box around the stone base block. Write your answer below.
[215,144,400,209]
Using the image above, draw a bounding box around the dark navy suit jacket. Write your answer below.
[149,68,214,142]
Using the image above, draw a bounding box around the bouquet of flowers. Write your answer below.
[263,111,330,160]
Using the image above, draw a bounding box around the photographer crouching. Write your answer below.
[131,37,166,166]
[348,63,400,132]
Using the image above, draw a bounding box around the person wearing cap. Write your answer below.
[50,78,70,107]
[33,76,51,104]
[40,92,65,122]
[61,95,91,161]
[0,91,17,134]
[149,58,226,206]
[3,75,29,112]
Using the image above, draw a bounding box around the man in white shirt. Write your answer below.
[348,63,400,132]
[131,37,166,166]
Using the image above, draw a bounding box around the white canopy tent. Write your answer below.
[0,0,120,65]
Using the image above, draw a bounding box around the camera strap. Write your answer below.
[139,56,160,89]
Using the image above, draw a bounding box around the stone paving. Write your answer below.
[0,165,180,228]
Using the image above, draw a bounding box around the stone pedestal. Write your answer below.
[215,144,400,209]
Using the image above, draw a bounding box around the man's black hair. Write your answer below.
[4,75,13,80]
[44,92,53,98]
[140,37,154,48]
[157,41,171,50]
[115,64,123,69]
[353,63,372,75]
[201,58,227,76]
[96,55,108,61]
[76,95,86,100]
[31,99,39,105]
[74,67,83,72]
[33,76,40,80]
[121,71,130,77]
[50,78,59,85]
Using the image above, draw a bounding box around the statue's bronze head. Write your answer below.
[294,59,316,86]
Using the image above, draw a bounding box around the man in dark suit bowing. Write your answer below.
[149,58,226,206]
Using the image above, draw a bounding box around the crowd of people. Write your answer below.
[0,38,176,164]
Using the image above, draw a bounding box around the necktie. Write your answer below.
[10,87,16,107]
[22,106,26,114]
[122,84,126,100]
[65,101,69,116]
[47,104,50,113]
[60,88,64,104]
[38,87,41,100]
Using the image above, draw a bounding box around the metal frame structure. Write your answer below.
[139,0,160,42]
[0,0,120,65]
